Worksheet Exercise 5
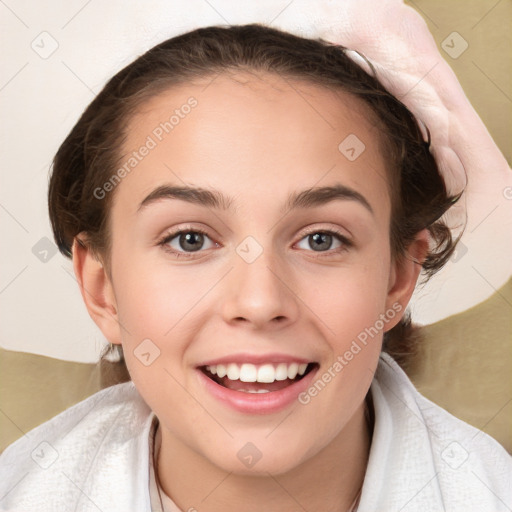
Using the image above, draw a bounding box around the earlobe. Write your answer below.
[384,229,430,330]
[72,234,122,345]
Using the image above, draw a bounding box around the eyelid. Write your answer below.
[296,224,351,241]
[157,223,216,243]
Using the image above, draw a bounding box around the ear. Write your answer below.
[72,233,122,345]
[384,229,430,331]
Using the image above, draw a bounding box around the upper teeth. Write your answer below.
[206,362,309,383]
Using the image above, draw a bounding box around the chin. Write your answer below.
[204,442,313,477]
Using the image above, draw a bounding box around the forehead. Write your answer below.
[111,71,390,219]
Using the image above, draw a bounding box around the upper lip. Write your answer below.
[197,352,315,367]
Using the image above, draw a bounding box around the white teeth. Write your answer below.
[257,364,275,383]
[227,363,239,380]
[275,363,288,381]
[205,362,311,383]
[287,363,299,379]
[239,364,258,382]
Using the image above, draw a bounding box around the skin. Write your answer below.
[73,71,428,512]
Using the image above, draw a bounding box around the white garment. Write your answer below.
[0,352,510,511]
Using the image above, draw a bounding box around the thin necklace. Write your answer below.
[153,419,166,512]
[345,397,371,512]
[153,397,372,511]
[153,418,165,512]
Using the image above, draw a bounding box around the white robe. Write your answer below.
[0,352,510,511]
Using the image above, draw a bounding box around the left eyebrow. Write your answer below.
[137,183,374,216]
[284,184,374,216]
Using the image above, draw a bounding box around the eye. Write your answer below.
[158,227,217,258]
[295,229,352,255]
[157,226,352,259]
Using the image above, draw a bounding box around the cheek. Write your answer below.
[310,251,391,340]
[112,260,208,417]
[299,245,391,401]
[109,254,197,380]
[294,259,389,438]
[113,253,206,336]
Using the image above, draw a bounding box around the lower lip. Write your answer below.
[196,366,319,414]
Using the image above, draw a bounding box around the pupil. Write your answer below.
[180,232,203,252]
[310,233,331,251]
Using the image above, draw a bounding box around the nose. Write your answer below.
[220,245,300,330]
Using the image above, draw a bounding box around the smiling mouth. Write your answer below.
[199,362,319,393]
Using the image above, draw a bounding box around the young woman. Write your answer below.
[0,24,510,512]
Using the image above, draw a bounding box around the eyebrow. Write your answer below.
[137,183,374,215]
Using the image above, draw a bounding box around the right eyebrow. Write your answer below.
[137,185,234,213]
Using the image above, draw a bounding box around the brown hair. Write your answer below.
[48,23,462,381]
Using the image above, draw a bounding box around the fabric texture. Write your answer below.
[0,352,510,512]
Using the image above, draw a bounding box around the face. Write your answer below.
[78,71,418,476]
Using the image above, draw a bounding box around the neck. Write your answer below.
[156,397,372,512]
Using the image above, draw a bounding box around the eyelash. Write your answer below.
[157,225,353,259]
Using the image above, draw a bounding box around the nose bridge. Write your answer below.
[221,234,298,328]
